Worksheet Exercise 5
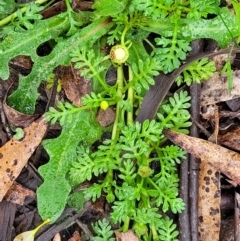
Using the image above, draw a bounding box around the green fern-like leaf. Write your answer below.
[81,92,102,107]
[45,101,79,125]
[130,0,174,20]
[154,173,185,213]
[118,159,137,184]
[0,0,15,19]
[176,57,216,86]
[13,2,43,30]
[188,0,220,19]
[133,207,162,227]
[130,58,161,93]
[157,91,192,136]
[84,183,104,202]
[155,37,191,73]
[69,153,95,184]
[158,217,179,241]
[111,197,136,224]
[158,145,186,166]
[70,147,117,186]
[92,219,115,241]
[71,47,106,80]
[107,23,124,45]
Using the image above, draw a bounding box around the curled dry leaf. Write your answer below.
[3,100,38,128]
[0,116,47,201]
[163,129,240,185]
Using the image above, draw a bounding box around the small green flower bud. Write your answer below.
[138,165,153,178]
[133,222,148,237]
[106,192,115,203]
[110,44,129,64]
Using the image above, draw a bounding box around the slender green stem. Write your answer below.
[111,66,124,140]
[102,66,124,199]
[32,219,50,235]
[0,0,50,27]
[65,0,71,11]
[151,223,159,241]
[170,23,178,56]
[127,66,134,125]
[90,66,110,91]
[123,216,130,232]
[121,25,129,45]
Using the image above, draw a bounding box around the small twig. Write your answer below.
[75,219,93,237]
[0,84,12,139]
[189,83,201,241]
[234,191,240,241]
[190,116,211,138]
[35,202,91,241]
[178,157,191,241]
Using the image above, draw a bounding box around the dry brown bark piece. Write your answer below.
[0,116,48,201]
[0,200,16,241]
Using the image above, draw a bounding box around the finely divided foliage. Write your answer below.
[0,0,239,240]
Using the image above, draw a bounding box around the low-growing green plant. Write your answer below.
[0,0,239,240]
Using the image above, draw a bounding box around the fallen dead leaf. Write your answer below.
[198,163,220,241]
[201,71,240,106]
[53,233,61,241]
[3,100,38,128]
[68,231,81,241]
[163,129,240,186]
[59,65,91,107]
[4,181,35,205]
[218,125,240,151]
[9,55,33,75]
[115,230,139,241]
[0,116,47,201]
